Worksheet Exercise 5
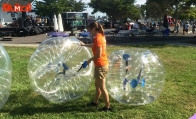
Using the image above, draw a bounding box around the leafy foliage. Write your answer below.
[179,6,196,20]
[35,0,86,18]
[89,0,140,21]
[145,0,196,21]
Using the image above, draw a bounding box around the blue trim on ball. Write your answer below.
[131,79,138,88]
[123,54,130,61]
[141,78,145,87]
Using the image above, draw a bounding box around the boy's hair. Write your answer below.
[88,22,104,35]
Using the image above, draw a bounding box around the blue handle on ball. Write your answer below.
[77,60,88,72]
[123,54,130,61]
[130,79,138,88]
[130,78,145,88]
[82,60,88,69]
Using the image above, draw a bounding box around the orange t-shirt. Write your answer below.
[92,33,109,67]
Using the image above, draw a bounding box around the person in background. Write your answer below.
[192,23,195,34]
[133,22,139,29]
[185,21,190,34]
[45,18,47,26]
[131,24,133,29]
[153,22,156,28]
[176,22,180,34]
[183,22,185,35]
[126,21,131,30]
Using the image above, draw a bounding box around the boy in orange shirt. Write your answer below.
[81,22,111,111]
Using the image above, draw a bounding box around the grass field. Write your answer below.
[0,44,195,119]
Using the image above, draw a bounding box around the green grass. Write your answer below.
[0,44,195,119]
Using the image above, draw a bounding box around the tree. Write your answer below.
[145,0,195,25]
[185,0,196,6]
[162,0,195,25]
[179,6,196,21]
[140,5,146,19]
[68,0,86,12]
[35,0,86,18]
[145,1,165,20]
[89,0,140,21]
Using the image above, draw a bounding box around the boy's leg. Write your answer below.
[98,79,110,108]
[94,85,102,104]
[94,67,102,104]
[95,65,110,108]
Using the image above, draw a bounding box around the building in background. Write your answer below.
[0,0,34,26]
[62,12,88,30]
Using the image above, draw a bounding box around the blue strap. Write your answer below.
[123,78,128,85]
[141,78,145,87]
[62,63,69,70]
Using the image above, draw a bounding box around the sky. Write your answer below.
[79,0,147,18]
[33,0,146,18]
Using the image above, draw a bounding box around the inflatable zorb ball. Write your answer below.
[106,49,165,105]
[28,37,93,103]
[0,44,12,109]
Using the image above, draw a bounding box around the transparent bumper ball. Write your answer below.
[106,49,165,105]
[28,37,93,103]
[0,44,12,109]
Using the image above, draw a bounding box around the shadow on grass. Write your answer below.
[106,35,196,48]
[8,103,97,116]
[184,40,196,44]
[131,44,192,48]
[109,44,192,49]
[106,35,195,43]
[2,91,96,116]
[1,88,140,116]
[35,42,42,44]
[6,101,138,116]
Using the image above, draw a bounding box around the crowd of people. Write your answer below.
[114,20,196,35]
[182,21,196,34]
[3,15,196,35]
[9,15,51,28]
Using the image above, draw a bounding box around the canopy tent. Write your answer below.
[54,14,58,32]
[58,13,64,32]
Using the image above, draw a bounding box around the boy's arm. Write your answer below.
[81,44,93,47]
[80,41,93,48]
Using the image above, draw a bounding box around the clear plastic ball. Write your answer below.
[106,49,165,105]
[28,37,93,103]
[0,44,12,109]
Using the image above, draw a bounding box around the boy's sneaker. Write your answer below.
[87,102,98,107]
[99,107,112,112]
